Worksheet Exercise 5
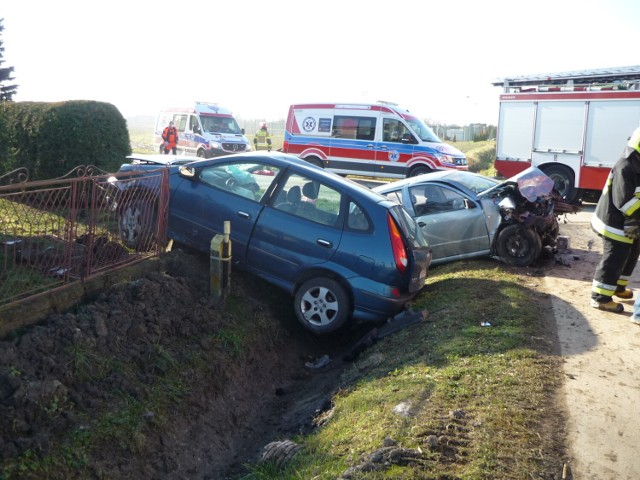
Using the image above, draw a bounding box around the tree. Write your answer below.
[0,18,18,101]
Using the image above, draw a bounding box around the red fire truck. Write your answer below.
[492,66,640,201]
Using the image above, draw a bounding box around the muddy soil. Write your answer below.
[0,248,366,479]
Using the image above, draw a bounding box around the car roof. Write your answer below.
[183,151,392,204]
[372,170,461,192]
[373,170,501,192]
[126,154,201,166]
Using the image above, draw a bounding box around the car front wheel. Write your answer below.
[119,200,157,251]
[294,278,349,334]
[496,224,542,267]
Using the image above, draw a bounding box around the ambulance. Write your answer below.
[154,102,252,158]
[282,102,467,178]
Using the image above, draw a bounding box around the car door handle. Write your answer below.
[366,144,374,149]
[237,211,251,220]
[316,239,332,248]
[379,145,388,150]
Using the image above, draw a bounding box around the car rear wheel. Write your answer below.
[119,200,157,251]
[496,224,542,267]
[294,278,349,334]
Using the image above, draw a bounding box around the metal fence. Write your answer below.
[0,165,169,308]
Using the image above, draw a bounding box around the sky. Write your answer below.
[1,0,638,126]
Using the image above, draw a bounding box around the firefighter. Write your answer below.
[591,126,640,314]
[253,121,272,152]
[162,121,179,155]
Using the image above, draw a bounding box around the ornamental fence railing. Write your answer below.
[0,165,169,310]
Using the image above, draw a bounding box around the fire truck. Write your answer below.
[492,66,640,202]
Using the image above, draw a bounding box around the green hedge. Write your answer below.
[0,100,131,180]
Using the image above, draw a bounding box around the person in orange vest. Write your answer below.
[162,121,179,154]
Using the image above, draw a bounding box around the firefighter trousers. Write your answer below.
[592,236,640,303]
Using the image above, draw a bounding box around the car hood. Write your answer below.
[477,166,554,202]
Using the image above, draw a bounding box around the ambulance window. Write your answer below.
[174,114,188,133]
[383,119,405,143]
[333,115,376,140]
[189,115,200,133]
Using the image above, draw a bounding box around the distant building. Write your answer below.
[446,128,464,141]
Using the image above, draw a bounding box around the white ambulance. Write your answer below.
[282,102,467,178]
[154,102,252,158]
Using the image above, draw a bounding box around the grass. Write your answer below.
[0,249,565,479]
[242,260,564,479]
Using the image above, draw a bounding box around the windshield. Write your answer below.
[444,171,501,194]
[202,115,242,134]
[404,115,441,143]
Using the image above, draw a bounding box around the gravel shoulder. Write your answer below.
[544,206,640,479]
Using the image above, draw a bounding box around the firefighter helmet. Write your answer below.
[260,121,267,129]
[628,126,640,154]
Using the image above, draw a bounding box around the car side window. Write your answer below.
[198,162,279,202]
[383,190,404,205]
[347,201,370,231]
[441,187,467,211]
[412,184,466,214]
[408,186,427,215]
[273,173,340,227]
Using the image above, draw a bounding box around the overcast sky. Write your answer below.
[2,0,638,125]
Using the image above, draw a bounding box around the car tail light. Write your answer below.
[387,213,408,273]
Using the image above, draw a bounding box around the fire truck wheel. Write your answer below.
[543,165,577,202]
[496,224,542,267]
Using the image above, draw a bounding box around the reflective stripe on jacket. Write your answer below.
[591,150,640,244]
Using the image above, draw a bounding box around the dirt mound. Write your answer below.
[0,249,351,479]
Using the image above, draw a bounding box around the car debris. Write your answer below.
[305,354,331,370]
[343,306,429,362]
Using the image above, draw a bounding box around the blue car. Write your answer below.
[115,152,432,334]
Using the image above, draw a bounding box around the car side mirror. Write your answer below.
[179,166,196,178]
[241,128,246,135]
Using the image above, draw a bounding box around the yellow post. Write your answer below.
[210,221,232,306]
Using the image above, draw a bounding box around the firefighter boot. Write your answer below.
[590,299,624,313]
[614,288,634,300]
